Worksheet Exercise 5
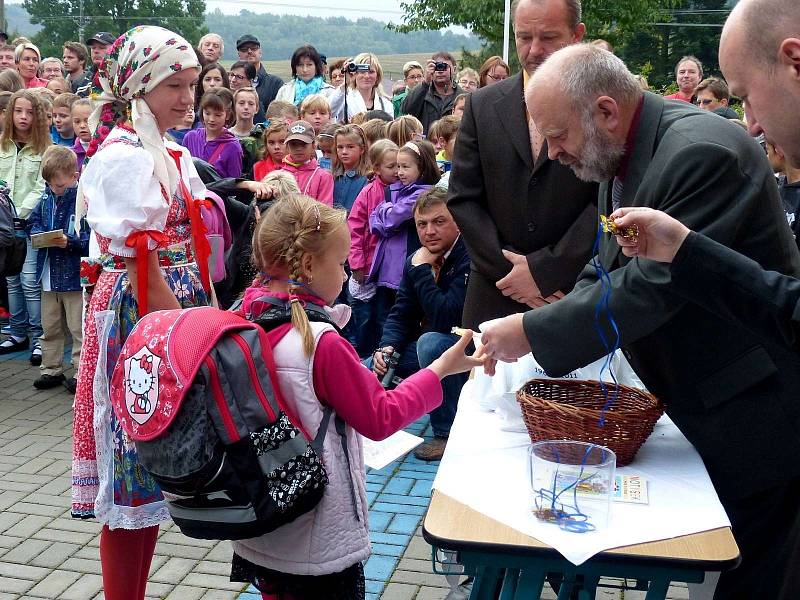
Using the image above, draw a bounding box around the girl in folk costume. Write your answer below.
[71,26,212,600]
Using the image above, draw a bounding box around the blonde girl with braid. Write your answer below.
[231,193,482,600]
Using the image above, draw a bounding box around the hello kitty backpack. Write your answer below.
[109,306,346,540]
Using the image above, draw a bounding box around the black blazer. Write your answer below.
[523,92,800,500]
[447,72,598,329]
[671,231,800,349]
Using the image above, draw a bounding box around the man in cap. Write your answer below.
[76,32,115,97]
[236,34,283,116]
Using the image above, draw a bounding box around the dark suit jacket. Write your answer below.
[447,72,598,329]
[523,92,800,500]
[671,231,800,349]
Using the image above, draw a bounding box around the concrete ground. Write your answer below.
[0,350,694,599]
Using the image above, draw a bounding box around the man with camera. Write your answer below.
[236,34,284,115]
[369,188,470,461]
[401,51,464,134]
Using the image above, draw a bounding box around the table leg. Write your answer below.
[498,568,519,599]
[514,568,547,599]
[470,566,503,600]
[578,574,599,600]
[644,577,670,600]
[556,575,576,600]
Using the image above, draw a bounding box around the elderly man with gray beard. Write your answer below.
[479,44,800,600]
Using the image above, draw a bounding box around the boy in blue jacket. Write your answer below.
[28,146,89,393]
[369,187,470,460]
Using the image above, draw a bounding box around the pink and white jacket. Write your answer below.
[348,176,388,273]
[281,158,334,206]
[231,295,442,575]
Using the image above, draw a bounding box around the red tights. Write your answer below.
[99,524,159,600]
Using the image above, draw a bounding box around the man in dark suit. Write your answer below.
[447,0,598,329]
[480,43,800,600]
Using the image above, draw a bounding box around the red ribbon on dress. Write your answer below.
[166,148,212,296]
[124,230,168,316]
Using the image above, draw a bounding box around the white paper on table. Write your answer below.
[433,380,731,566]
[363,430,424,470]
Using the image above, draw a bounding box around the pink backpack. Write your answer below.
[200,190,232,282]
[108,305,341,540]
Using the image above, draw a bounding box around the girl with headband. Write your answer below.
[70,26,212,599]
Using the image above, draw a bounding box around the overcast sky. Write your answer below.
[205,0,408,22]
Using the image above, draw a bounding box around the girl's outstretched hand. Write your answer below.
[610,207,691,263]
[428,330,486,379]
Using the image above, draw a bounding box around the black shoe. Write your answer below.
[30,345,42,366]
[0,336,29,354]
[34,373,65,389]
[64,377,77,394]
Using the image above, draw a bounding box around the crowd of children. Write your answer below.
[0,33,472,600]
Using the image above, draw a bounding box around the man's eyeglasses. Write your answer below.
[459,79,478,90]
[406,74,423,82]
[230,73,247,81]
[238,46,260,54]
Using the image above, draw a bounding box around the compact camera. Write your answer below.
[344,63,371,74]
[434,61,449,72]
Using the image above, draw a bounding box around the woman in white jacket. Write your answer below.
[274,44,335,107]
[329,52,394,123]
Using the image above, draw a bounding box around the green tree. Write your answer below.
[392,0,681,61]
[393,0,678,43]
[618,0,730,91]
[22,0,207,59]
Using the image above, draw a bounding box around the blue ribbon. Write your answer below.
[590,222,622,427]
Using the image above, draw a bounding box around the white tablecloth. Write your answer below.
[432,379,731,566]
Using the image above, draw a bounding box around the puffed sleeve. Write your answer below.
[83,143,168,257]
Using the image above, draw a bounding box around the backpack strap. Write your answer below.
[302,167,321,195]
[335,414,361,522]
[307,406,360,522]
[207,142,226,168]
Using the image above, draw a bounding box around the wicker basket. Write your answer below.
[516,379,664,467]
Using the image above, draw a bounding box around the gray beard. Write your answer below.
[565,120,626,183]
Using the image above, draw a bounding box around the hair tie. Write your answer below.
[403,141,421,155]
[313,204,321,231]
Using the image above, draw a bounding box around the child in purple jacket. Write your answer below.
[368,141,440,324]
[182,88,243,179]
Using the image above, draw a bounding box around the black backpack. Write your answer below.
[109,300,357,540]
[0,180,27,278]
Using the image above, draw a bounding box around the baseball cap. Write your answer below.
[285,121,315,144]
[86,32,116,46]
[236,34,260,50]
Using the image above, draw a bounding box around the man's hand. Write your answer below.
[53,234,68,249]
[411,246,441,267]
[610,207,690,263]
[496,250,543,307]
[424,60,436,83]
[372,346,394,377]
[476,313,530,375]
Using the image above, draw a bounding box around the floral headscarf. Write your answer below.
[77,26,199,224]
